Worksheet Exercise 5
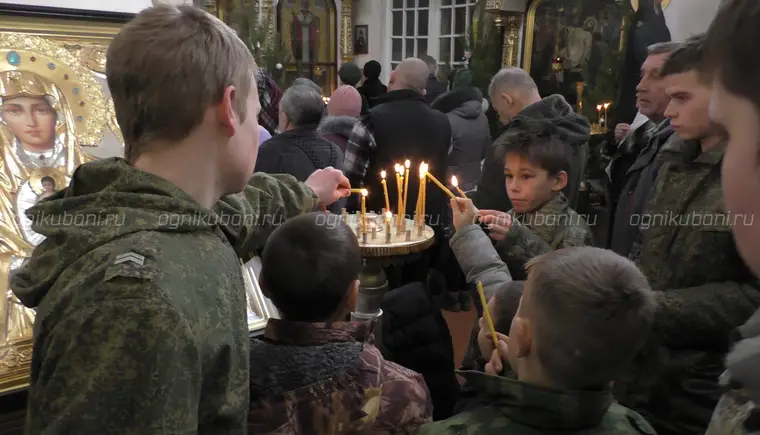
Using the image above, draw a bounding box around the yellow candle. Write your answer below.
[349,188,365,194]
[361,188,368,234]
[451,175,467,198]
[420,163,428,225]
[385,211,392,233]
[426,170,456,199]
[402,160,410,217]
[416,165,425,225]
[395,164,403,226]
[380,170,390,214]
[477,281,499,349]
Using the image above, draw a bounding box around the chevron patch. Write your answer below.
[113,252,145,266]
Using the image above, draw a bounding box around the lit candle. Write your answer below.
[395,164,404,230]
[361,188,368,234]
[402,160,411,219]
[451,175,467,198]
[420,163,428,227]
[380,170,391,214]
[603,102,611,128]
[596,104,602,124]
[426,169,456,199]
[477,281,499,349]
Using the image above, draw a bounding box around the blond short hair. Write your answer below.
[106,5,256,162]
[524,247,655,389]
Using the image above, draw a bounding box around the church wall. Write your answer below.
[353,0,391,84]
[662,0,720,42]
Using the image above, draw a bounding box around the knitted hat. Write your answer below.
[338,63,363,86]
[327,86,362,117]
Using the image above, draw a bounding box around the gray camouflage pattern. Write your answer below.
[618,140,760,434]
[10,157,318,435]
[419,370,656,435]
[495,192,594,280]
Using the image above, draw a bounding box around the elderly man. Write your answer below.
[606,41,679,257]
[473,68,590,213]
[255,84,344,212]
[343,57,450,222]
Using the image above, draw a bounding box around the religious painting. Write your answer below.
[354,25,368,55]
[522,0,628,122]
[0,14,274,395]
[277,0,337,94]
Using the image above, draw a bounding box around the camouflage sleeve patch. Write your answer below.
[215,173,319,258]
[496,220,551,279]
[104,248,161,282]
[26,291,202,434]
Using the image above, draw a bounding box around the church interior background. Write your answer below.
[0,0,721,433]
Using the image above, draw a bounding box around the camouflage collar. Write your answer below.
[456,370,613,430]
[695,140,727,165]
[513,192,570,243]
[264,319,370,346]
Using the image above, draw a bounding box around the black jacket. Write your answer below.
[473,95,590,212]
[381,282,458,421]
[254,125,345,212]
[358,79,388,109]
[424,74,447,105]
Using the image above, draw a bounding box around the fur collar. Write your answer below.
[431,87,484,114]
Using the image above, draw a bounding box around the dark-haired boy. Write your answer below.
[420,247,657,434]
[248,212,432,434]
[700,2,760,433]
[338,62,370,114]
[619,33,760,435]
[477,120,594,281]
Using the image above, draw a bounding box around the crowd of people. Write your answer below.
[10,1,760,435]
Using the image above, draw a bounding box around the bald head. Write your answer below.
[488,68,542,123]
[389,58,430,93]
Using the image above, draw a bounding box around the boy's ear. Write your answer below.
[513,316,533,359]
[344,279,359,313]
[217,85,237,137]
[552,171,568,192]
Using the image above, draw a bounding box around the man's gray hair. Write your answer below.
[488,67,538,97]
[647,41,681,56]
[280,85,325,127]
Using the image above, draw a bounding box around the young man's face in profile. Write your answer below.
[503,153,565,214]
[710,79,760,275]
[663,70,712,141]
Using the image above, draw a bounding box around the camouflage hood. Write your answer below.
[12,157,216,308]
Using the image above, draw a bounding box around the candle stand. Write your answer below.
[343,211,436,350]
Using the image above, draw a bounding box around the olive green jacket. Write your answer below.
[11,157,318,435]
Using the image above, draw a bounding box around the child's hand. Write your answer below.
[478,210,513,241]
[484,332,510,375]
[450,197,479,231]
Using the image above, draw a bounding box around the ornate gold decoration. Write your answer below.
[79,46,107,73]
[0,33,108,146]
[0,339,33,393]
[340,0,353,62]
[630,0,670,10]
[106,96,124,144]
[501,13,523,67]
[261,0,277,51]
[27,167,67,196]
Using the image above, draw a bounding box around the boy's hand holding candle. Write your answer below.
[450,197,479,232]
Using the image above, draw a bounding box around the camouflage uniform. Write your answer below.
[449,192,592,373]
[419,370,656,435]
[495,192,594,281]
[11,157,318,435]
[618,140,760,435]
[248,319,432,434]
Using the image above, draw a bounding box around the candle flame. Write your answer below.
[361,188,368,196]
[596,104,602,111]
[405,160,411,168]
[385,211,392,220]
[603,102,611,109]
[451,175,459,187]
[419,162,427,177]
[397,165,404,175]
[381,170,386,179]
